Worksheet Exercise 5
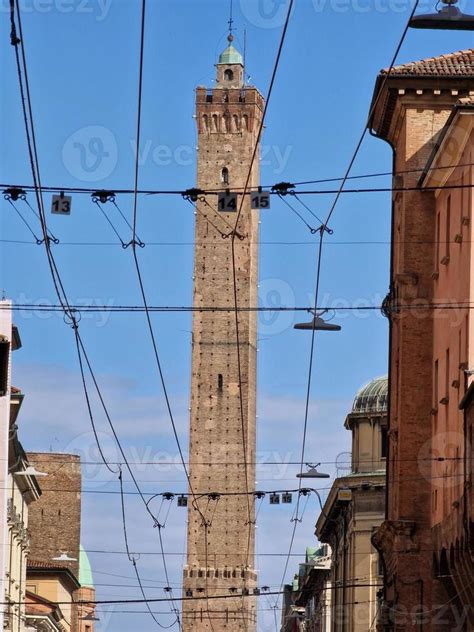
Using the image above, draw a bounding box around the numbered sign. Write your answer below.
[218,192,238,212]
[251,192,271,209]
[51,194,72,215]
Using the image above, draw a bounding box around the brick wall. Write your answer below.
[26,453,81,580]
[182,70,264,632]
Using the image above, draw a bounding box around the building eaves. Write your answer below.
[27,561,81,591]
[368,48,474,139]
[419,96,474,186]
[380,49,474,78]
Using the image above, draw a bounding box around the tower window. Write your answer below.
[224,69,234,81]
[0,337,10,397]
[221,168,229,185]
[218,374,223,391]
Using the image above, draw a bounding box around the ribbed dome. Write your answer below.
[352,376,388,413]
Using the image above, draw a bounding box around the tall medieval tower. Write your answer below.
[182,36,264,631]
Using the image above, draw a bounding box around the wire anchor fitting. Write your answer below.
[271,182,295,196]
[3,187,26,202]
[91,191,145,249]
[182,188,205,203]
[4,188,59,245]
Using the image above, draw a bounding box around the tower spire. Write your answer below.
[228,0,234,41]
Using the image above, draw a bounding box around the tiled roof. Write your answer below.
[382,49,474,78]
[27,559,66,570]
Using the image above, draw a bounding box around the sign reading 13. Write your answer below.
[51,194,72,215]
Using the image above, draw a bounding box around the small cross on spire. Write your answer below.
[228,0,234,41]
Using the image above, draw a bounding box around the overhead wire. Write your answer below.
[275,0,422,623]
[229,0,295,585]
[3,158,474,197]
[9,1,180,619]
[7,299,474,314]
[118,468,180,629]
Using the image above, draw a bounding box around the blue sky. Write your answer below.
[0,0,473,630]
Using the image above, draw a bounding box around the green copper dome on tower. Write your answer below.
[79,545,94,587]
[218,36,243,65]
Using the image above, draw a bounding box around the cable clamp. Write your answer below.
[64,309,82,329]
[182,188,204,202]
[91,190,115,204]
[271,182,295,196]
[123,239,146,249]
[3,188,26,202]
[317,223,334,236]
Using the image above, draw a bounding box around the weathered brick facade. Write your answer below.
[26,453,81,579]
[370,50,474,631]
[182,42,264,631]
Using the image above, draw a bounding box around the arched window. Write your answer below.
[232,115,239,132]
[202,114,209,132]
[212,114,219,132]
[224,69,234,81]
[243,114,249,131]
[221,168,229,185]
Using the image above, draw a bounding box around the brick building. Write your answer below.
[369,49,474,630]
[182,36,264,631]
[26,453,96,631]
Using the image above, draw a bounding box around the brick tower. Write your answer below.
[182,37,264,631]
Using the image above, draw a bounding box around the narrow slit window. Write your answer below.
[221,168,229,185]
[435,211,440,273]
[0,338,9,397]
[218,374,223,392]
[446,196,451,261]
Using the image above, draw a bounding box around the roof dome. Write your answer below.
[219,43,243,65]
[79,545,94,588]
[352,376,388,414]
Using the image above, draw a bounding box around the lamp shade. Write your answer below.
[410,1,474,29]
[294,316,341,331]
